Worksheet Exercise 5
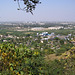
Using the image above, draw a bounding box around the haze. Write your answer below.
[0,0,75,22]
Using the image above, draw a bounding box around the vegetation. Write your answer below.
[0,23,75,75]
[0,42,75,75]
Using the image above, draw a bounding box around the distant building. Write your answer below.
[48,26,63,30]
[31,27,46,31]
[48,32,55,39]
[40,32,48,36]
[37,33,39,36]
[51,32,55,36]
[7,35,13,38]
[0,35,3,38]
[3,40,7,42]
[71,41,75,45]
[41,38,49,41]
[41,40,43,43]
[67,34,72,37]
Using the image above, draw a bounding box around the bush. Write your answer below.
[56,48,66,56]
[0,43,44,75]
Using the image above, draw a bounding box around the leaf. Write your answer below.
[20,71,24,75]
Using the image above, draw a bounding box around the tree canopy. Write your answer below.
[14,0,41,14]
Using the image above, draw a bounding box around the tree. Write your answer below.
[14,0,41,14]
[60,40,64,45]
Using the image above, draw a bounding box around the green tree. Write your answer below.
[60,40,64,45]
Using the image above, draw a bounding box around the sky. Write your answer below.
[0,0,75,22]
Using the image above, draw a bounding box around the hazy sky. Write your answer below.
[0,0,75,22]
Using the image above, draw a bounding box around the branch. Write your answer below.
[14,0,41,14]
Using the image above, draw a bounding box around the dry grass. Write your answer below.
[45,54,60,61]
[45,51,70,61]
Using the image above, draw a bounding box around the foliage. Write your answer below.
[55,43,73,56]
[43,59,65,75]
[60,40,64,45]
[0,43,75,75]
[0,43,44,75]
[59,46,75,75]
[56,48,66,56]
[14,0,41,14]
[0,25,75,75]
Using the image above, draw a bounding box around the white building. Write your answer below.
[31,27,45,31]
[48,26,63,30]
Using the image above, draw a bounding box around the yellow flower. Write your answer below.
[14,55,17,58]
[16,72,21,75]
[16,72,19,74]
[14,52,16,55]
[34,52,39,55]
[0,49,1,53]
[39,67,42,70]
[16,62,18,65]
[2,56,4,59]
[14,64,16,67]
[64,63,67,65]
[8,56,9,59]
[2,52,7,57]
[63,67,66,69]
[18,74,21,75]
[36,52,39,55]
[10,67,13,71]
[34,52,37,55]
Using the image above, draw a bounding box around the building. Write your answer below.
[48,26,63,30]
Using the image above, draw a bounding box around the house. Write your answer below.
[7,35,13,38]
[71,41,75,45]
[3,40,7,42]
[40,32,48,36]
[48,32,55,39]
[41,38,49,41]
